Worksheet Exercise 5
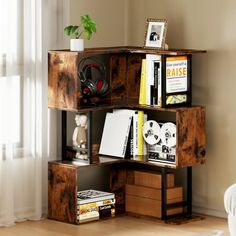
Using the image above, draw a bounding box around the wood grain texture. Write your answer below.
[126,54,143,101]
[110,166,127,214]
[109,54,127,100]
[48,51,79,110]
[48,48,206,111]
[176,106,206,167]
[126,184,183,202]
[52,47,207,55]
[134,171,175,189]
[0,215,228,236]
[48,162,77,224]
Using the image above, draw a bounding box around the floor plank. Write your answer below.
[0,215,229,236]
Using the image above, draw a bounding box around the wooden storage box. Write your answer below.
[125,184,183,218]
[134,170,174,188]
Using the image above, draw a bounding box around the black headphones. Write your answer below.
[78,57,109,98]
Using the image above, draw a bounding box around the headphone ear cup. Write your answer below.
[95,79,109,96]
[81,79,97,97]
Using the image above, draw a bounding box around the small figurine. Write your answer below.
[72,113,88,160]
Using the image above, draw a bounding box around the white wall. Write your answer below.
[69,0,128,47]
[70,0,236,217]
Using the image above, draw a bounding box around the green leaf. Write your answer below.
[64,25,73,36]
[64,25,79,37]
[84,30,91,40]
[69,26,79,35]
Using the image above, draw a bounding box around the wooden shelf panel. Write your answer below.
[52,46,207,56]
[49,149,202,170]
[49,96,204,113]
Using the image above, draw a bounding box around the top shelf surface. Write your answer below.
[51,46,207,56]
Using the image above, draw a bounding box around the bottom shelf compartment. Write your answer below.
[48,161,192,224]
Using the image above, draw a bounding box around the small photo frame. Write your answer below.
[144,18,167,49]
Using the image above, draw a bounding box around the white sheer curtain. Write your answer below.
[0,0,69,226]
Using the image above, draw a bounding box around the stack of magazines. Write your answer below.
[77,189,115,223]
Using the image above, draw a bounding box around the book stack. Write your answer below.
[77,189,115,223]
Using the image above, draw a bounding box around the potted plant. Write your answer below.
[64,15,97,51]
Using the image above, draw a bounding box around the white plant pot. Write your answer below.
[70,39,84,51]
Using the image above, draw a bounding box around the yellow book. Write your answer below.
[137,110,144,155]
[139,59,147,105]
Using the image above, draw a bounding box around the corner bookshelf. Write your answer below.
[48,46,206,224]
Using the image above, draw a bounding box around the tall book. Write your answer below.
[113,109,138,157]
[155,60,162,107]
[99,112,132,158]
[137,111,147,156]
[139,59,147,105]
[146,54,161,106]
[164,56,189,106]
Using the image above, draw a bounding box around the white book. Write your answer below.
[99,112,132,158]
[143,113,148,155]
[146,54,162,106]
[113,109,138,157]
[77,189,115,205]
[77,199,116,209]
[157,60,162,107]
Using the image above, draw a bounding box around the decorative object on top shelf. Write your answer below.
[64,15,97,51]
[72,113,88,160]
[144,18,167,49]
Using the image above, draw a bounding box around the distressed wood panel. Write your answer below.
[48,51,79,110]
[48,163,77,224]
[109,55,127,101]
[110,166,127,214]
[126,54,143,101]
[176,106,206,167]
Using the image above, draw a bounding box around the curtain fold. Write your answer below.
[0,0,69,226]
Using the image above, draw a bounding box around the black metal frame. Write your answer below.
[61,111,67,159]
[161,166,192,221]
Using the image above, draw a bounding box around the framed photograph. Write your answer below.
[144,18,167,49]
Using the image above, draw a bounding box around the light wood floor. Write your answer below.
[0,215,229,236]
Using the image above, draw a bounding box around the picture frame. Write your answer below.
[144,18,167,49]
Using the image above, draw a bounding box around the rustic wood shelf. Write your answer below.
[48,46,206,225]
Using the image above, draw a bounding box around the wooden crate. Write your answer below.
[134,170,174,188]
[125,184,183,218]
